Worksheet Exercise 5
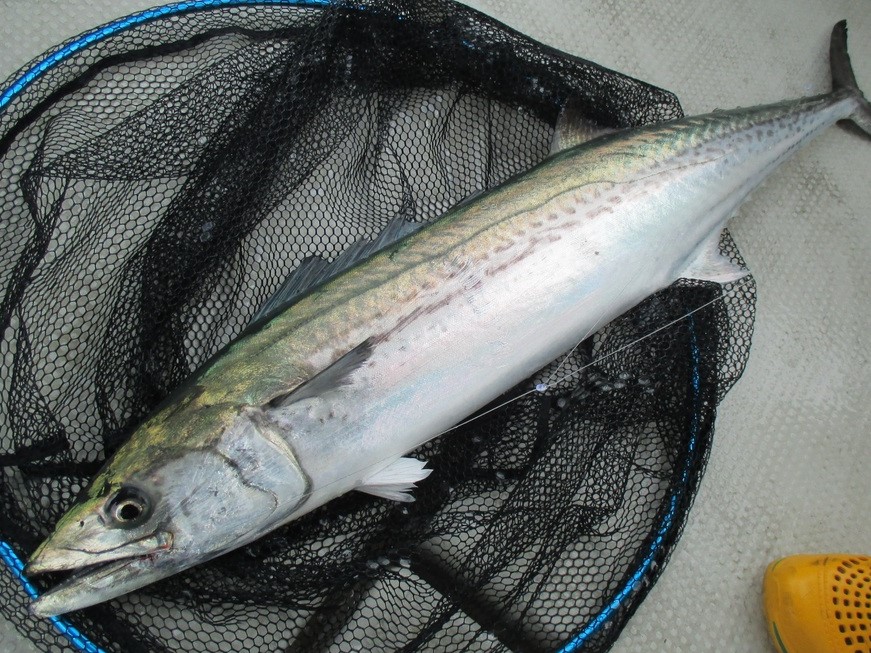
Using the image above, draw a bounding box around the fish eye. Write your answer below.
[107,487,151,526]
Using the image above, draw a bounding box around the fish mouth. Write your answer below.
[29,549,181,617]
[26,531,173,576]
[28,535,179,618]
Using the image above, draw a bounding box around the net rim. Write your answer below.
[0,2,708,651]
[0,0,334,115]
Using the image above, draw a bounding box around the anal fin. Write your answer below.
[680,231,749,284]
[357,457,432,503]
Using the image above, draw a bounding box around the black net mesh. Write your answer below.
[0,1,756,652]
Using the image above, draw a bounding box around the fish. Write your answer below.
[26,21,869,617]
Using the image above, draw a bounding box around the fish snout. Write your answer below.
[27,529,173,575]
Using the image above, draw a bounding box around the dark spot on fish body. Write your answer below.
[466,277,484,291]
[178,494,195,518]
[587,206,612,219]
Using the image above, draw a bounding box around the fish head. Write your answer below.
[27,400,311,616]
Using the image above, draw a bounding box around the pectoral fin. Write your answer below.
[357,457,432,503]
[679,231,749,284]
[267,339,374,408]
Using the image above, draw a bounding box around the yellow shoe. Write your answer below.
[763,554,871,653]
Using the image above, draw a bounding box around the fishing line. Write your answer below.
[543,251,659,388]
[543,265,639,388]
[289,274,753,499]
[437,277,752,437]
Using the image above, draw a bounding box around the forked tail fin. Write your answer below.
[830,20,871,137]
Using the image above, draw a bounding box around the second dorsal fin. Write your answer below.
[550,97,617,154]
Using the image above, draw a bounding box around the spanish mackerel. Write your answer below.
[27,22,870,616]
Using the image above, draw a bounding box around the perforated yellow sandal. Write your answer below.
[764,554,871,653]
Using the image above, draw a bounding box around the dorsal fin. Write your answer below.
[550,97,617,154]
[252,215,424,324]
